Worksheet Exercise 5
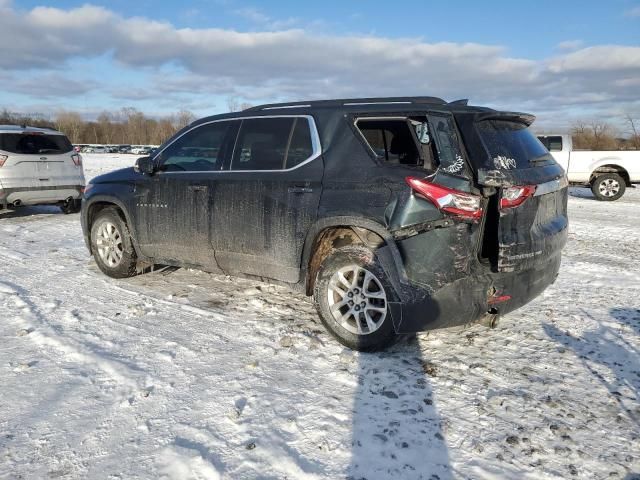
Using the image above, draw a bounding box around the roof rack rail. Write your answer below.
[448,99,469,106]
[245,96,447,112]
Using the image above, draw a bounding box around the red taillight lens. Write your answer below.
[0,155,7,167]
[500,185,536,209]
[71,153,82,167]
[405,176,483,220]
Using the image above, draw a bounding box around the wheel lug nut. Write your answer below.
[354,288,359,294]
[361,302,366,307]
[348,292,353,298]
[348,300,354,306]
[355,306,360,311]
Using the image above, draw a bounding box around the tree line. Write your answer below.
[0,108,196,146]
[2,106,638,150]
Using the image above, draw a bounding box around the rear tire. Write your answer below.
[313,245,399,352]
[60,199,81,214]
[90,207,138,278]
[591,173,625,201]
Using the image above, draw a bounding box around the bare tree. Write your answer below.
[624,113,640,149]
[54,111,84,143]
[226,96,240,112]
[174,110,195,130]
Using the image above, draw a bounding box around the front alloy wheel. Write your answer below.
[95,221,124,268]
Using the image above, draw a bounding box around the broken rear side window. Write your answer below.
[356,119,422,167]
[0,133,73,155]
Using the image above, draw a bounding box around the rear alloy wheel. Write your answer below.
[90,207,138,278]
[591,173,626,201]
[314,245,398,351]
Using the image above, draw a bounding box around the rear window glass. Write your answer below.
[0,133,73,155]
[478,120,549,169]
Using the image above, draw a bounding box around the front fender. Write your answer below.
[81,194,142,256]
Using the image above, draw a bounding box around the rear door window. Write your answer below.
[231,117,315,170]
[0,133,73,154]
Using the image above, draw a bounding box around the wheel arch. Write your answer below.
[590,163,631,186]
[84,196,140,254]
[301,216,401,296]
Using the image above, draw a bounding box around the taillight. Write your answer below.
[500,185,536,209]
[405,176,483,220]
[0,154,7,167]
[71,153,82,167]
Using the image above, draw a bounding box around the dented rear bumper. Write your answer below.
[388,253,561,333]
[379,221,563,334]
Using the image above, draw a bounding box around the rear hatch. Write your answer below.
[0,131,84,189]
[456,112,568,272]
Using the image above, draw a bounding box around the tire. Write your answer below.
[313,245,399,352]
[60,199,81,214]
[591,173,626,201]
[90,207,138,278]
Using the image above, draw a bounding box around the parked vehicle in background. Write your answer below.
[82,97,568,351]
[538,134,640,201]
[85,145,106,154]
[0,125,85,213]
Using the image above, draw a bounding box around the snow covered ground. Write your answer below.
[1,154,639,479]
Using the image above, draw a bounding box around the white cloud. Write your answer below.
[0,3,637,127]
[556,40,583,51]
[625,6,640,17]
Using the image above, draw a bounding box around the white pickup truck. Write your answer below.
[537,134,640,200]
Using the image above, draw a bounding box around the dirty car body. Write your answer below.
[81,97,568,350]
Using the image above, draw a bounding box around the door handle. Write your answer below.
[288,186,313,194]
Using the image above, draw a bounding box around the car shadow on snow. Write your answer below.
[0,205,63,219]
[567,187,596,200]
[349,336,452,480]
[542,308,640,427]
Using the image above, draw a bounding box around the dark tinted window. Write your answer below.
[232,118,295,170]
[286,118,314,168]
[159,121,235,172]
[0,133,73,154]
[427,114,468,177]
[357,119,421,166]
[478,120,550,168]
[547,136,563,151]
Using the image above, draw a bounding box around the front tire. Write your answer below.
[90,207,138,278]
[313,245,399,352]
[591,173,625,201]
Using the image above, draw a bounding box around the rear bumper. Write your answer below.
[386,252,563,334]
[0,185,83,206]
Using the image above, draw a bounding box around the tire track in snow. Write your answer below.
[0,280,155,400]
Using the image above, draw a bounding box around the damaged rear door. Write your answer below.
[458,113,568,272]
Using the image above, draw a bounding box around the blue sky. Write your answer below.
[1,0,639,129]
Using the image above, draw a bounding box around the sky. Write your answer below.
[0,0,639,131]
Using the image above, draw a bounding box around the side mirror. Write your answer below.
[134,156,155,175]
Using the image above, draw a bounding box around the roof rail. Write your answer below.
[449,99,469,106]
[245,96,447,112]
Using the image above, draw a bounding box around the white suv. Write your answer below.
[0,125,86,213]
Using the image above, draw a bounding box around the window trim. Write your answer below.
[154,115,321,174]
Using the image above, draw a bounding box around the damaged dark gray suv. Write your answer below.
[81,97,568,351]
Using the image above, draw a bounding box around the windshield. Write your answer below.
[0,133,73,155]
[477,120,551,169]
